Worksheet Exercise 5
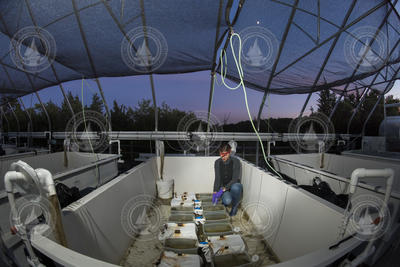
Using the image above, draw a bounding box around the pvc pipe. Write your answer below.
[349,168,394,195]
[109,140,124,163]
[35,168,56,197]
[344,168,394,266]
[4,171,44,267]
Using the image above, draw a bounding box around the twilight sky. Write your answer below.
[18,1,400,124]
[19,71,400,124]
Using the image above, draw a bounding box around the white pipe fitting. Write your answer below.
[349,168,394,194]
[4,171,26,193]
[35,168,56,197]
[345,168,394,266]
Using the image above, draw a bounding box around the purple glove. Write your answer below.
[212,189,224,205]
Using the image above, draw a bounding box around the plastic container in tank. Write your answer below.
[208,235,246,255]
[164,238,198,255]
[165,222,197,240]
[196,193,213,202]
[203,211,230,223]
[168,213,195,223]
[213,253,253,267]
[171,205,195,212]
[203,222,233,236]
[202,203,226,212]
[158,251,201,267]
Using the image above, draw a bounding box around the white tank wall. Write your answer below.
[272,153,400,194]
[1,152,119,193]
[61,158,158,264]
[33,156,352,266]
[162,156,219,193]
[164,156,345,261]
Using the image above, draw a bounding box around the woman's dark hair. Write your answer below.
[219,143,231,152]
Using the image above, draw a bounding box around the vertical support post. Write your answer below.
[0,106,3,145]
[299,92,313,117]
[347,88,369,134]
[8,103,20,147]
[329,91,345,120]
[94,78,112,130]
[35,92,51,151]
[19,98,33,147]
[149,75,158,132]
[205,73,216,156]
[361,93,384,136]
[59,84,75,117]
[256,0,299,166]
[0,106,10,135]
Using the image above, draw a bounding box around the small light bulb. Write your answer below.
[256,20,260,25]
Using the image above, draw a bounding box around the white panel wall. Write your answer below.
[272,153,400,194]
[163,156,218,193]
[239,160,344,260]
[272,187,344,261]
[62,158,158,264]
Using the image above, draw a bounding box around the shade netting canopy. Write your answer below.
[0,0,399,105]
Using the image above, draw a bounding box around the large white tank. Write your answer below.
[379,116,400,152]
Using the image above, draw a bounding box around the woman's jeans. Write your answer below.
[221,183,242,216]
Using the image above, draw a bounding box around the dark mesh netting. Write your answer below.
[0,0,399,104]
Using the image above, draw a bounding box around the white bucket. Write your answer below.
[157,179,174,199]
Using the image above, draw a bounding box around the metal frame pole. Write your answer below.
[255,0,299,165]
[346,87,369,134]
[7,103,20,146]
[138,0,158,132]
[35,92,52,151]
[18,98,33,147]
[0,107,10,134]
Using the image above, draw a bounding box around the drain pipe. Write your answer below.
[5,171,44,267]
[341,168,394,266]
[318,141,325,169]
[109,140,124,163]
[5,162,68,254]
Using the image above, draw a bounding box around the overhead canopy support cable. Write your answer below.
[71,0,111,130]
[18,98,33,147]
[298,0,358,117]
[139,0,158,132]
[206,0,225,139]
[255,0,299,166]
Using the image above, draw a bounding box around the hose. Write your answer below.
[219,32,282,179]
